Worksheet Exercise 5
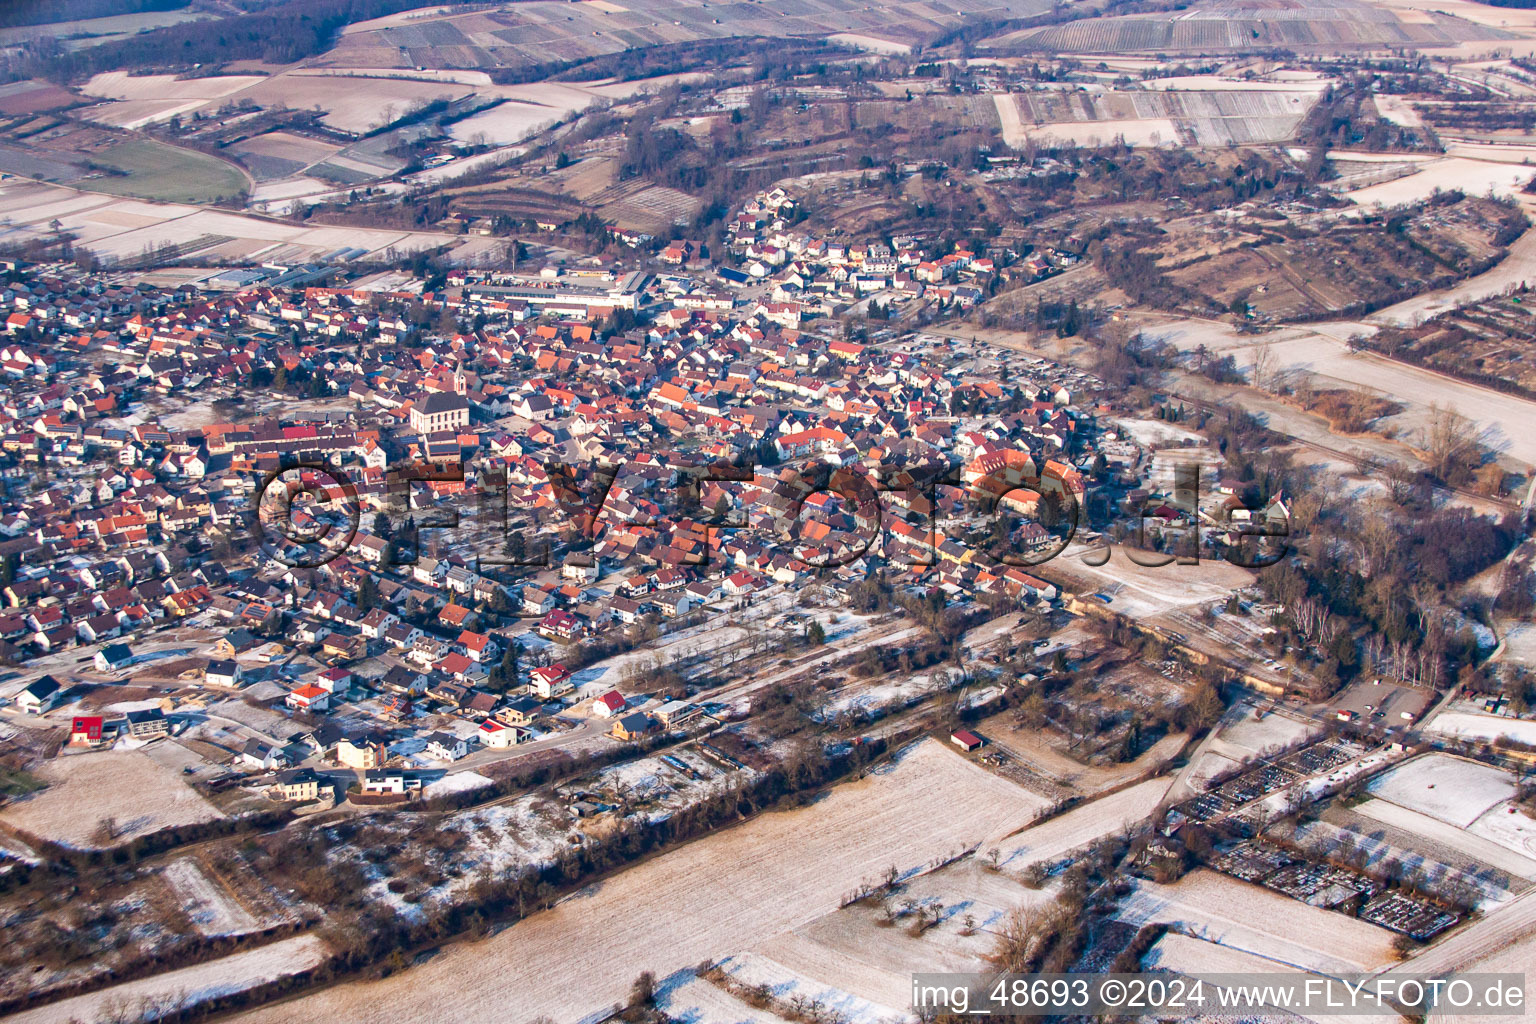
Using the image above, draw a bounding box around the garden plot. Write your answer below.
[5,934,326,1024]
[1118,869,1397,974]
[0,750,225,848]
[981,777,1174,873]
[1365,753,1515,828]
[160,857,259,936]
[1426,710,1536,747]
[228,739,1047,1024]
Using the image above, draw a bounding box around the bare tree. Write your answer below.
[1249,337,1276,390]
[1423,403,1477,483]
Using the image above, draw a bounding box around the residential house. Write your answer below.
[94,643,135,672]
[17,675,62,713]
[205,658,242,687]
[124,707,169,739]
[530,664,573,700]
[425,731,471,762]
[611,712,659,741]
[271,767,325,802]
[591,690,627,718]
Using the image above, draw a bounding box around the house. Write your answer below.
[362,768,422,795]
[653,700,704,729]
[335,734,387,770]
[612,712,659,741]
[124,707,169,739]
[17,675,62,714]
[379,694,413,719]
[69,715,104,746]
[286,684,330,713]
[497,694,543,726]
[950,729,983,752]
[591,690,627,718]
[271,767,325,802]
[95,643,134,672]
[538,608,581,641]
[239,738,287,771]
[530,663,573,699]
[426,731,471,761]
[308,667,349,694]
[205,658,243,687]
[478,718,526,748]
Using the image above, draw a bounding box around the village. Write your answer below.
[3,0,1536,1015]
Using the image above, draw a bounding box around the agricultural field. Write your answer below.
[981,776,1176,873]
[1428,709,1536,746]
[5,935,327,1024]
[1206,703,1320,761]
[228,132,343,182]
[1364,752,1514,828]
[1117,869,1398,974]
[78,72,267,131]
[996,82,1321,149]
[1343,156,1536,208]
[0,180,469,267]
[0,7,214,50]
[1045,541,1255,621]
[1157,194,1527,321]
[0,749,225,849]
[0,81,79,117]
[83,139,250,204]
[226,739,1049,1024]
[317,0,1058,74]
[984,0,1515,55]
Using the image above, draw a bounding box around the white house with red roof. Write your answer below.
[591,690,627,718]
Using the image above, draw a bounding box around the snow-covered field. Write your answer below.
[5,935,327,1024]
[161,857,259,936]
[1353,797,1536,879]
[227,740,1047,1024]
[0,180,471,266]
[422,770,495,798]
[1468,801,1536,860]
[1209,704,1320,759]
[982,776,1174,872]
[1118,869,1397,974]
[1365,753,1515,828]
[1427,710,1536,747]
[0,750,225,848]
[715,952,911,1024]
[653,970,791,1024]
[1344,157,1536,207]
